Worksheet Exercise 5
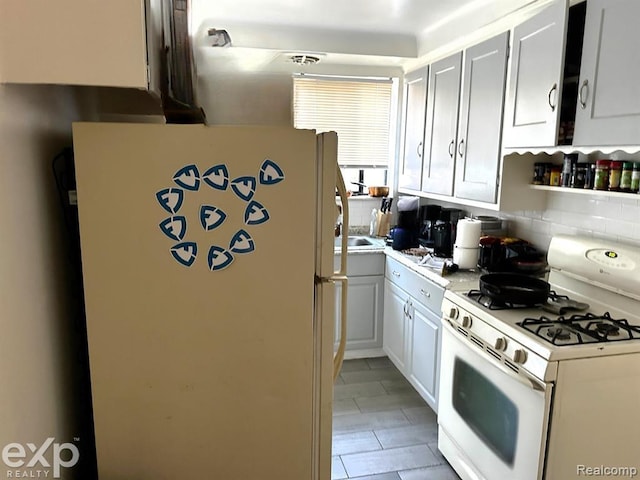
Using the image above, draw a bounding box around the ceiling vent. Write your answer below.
[290,54,321,65]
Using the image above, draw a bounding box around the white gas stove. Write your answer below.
[437,235,640,480]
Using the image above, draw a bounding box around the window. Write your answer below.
[293,75,395,195]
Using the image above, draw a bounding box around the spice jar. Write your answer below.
[594,160,610,190]
[561,154,578,187]
[631,163,640,193]
[533,162,546,185]
[608,161,623,191]
[620,162,634,192]
[543,163,551,185]
[571,162,587,188]
[550,166,562,186]
[584,162,596,189]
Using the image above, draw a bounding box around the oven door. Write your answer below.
[437,321,553,480]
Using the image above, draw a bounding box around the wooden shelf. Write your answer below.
[529,184,640,200]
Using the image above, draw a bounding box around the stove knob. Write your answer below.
[448,307,459,320]
[461,315,472,329]
[513,349,528,364]
[494,337,508,351]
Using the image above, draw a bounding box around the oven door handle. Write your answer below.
[443,320,550,393]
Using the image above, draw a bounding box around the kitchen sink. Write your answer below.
[334,236,385,249]
[347,237,373,246]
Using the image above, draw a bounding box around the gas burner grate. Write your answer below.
[466,290,539,310]
[518,312,640,345]
[466,289,567,310]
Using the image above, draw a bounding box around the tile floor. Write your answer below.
[332,357,460,480]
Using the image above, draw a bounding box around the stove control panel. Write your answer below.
[441,296,555,382]
[548,235,640,299]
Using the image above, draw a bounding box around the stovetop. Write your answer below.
[517,312,640,346]
[465,289,576,311]
[444,279,640,362]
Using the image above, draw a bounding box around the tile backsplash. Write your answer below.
[342,197,386,232]
[342,192,640,252]
[432,192,640,252]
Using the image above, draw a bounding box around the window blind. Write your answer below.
[293,75,393,168]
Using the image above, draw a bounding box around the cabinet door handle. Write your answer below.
[548,83,557,112]
[448,140,455,158]
[458,139,465,157]
[403,301,409,316]
[579,79,589,109]
[420,288,431,298]
[417,141,423,158]
[392,270,401,277]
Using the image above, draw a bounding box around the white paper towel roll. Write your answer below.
[455,218,482,248]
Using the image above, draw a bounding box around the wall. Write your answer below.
[197,72,294,125]
[0,83,97,479]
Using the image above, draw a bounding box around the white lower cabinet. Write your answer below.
[383,256,444,412]
[383,280,409,372]
[408,300,441,409]
[335,252,385,354]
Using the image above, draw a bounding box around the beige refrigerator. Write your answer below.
[72,122,349,479]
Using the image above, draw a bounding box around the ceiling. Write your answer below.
[190,0,550,75]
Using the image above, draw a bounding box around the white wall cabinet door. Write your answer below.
[573,0,640,146]
[422,52,462,196]
[0,0,161,92]
[382,280,408,373]
[407,299,441,413]
[503,0,569,148]
[399,68,429,191]
[334,276,384,351]
[454,32,509,203]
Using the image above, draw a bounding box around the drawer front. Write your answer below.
[385,256,444,313]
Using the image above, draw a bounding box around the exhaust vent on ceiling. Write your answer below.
[290,54,321,65]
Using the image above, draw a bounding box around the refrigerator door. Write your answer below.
[315,131,341,279]
[313,132,349,380]
[72,123,331,479]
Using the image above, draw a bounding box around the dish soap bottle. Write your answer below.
[369,208,378,237]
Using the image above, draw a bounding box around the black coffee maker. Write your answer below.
[432,208,464,257]
[418,204,441,247]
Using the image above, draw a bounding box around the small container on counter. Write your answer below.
[620,162,634,192]
[594,160,610,190]
[561,154,578,187]
[584,162,596,189]
[550,166,562,186]
[570,162,588,188]
[631,163,640,193]
[608,161,623,191]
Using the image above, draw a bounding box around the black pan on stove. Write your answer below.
[479,273,550,306]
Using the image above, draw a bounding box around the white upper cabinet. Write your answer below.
[454,32,509,203]
[503,0,568,148]
[422,52,462,196]
[573,0,640,147]
[398,68,428,191]
[0,0,162,93]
